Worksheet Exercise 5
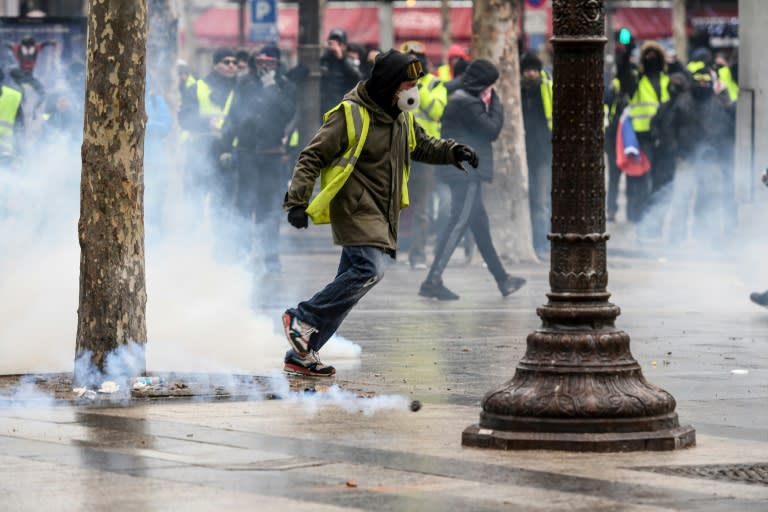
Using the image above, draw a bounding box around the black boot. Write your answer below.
[419,279,459,300]
[498,274,526,297]
[750,291,768,307]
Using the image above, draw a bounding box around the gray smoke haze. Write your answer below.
[0,129,361,378]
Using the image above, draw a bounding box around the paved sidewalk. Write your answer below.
[1,225,767,510]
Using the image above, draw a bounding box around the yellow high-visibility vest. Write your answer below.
[629,74,669,133]
[540,70,553,130]
[306,101,417,225]
[718,66,739,102]
[413,74,447,138]
[0,86,22,154]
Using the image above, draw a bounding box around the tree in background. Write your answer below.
[75,1,148,380]
[471,0,536,262]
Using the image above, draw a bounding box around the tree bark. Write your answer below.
[440,0,452,67]
[672,0,687,65]
[76,0,148,376]
[471,0,536,262]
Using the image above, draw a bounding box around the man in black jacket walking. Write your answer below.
[419,59,526,300]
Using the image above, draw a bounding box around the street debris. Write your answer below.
[98,381,120,393]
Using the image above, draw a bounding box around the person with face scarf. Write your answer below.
[519,52,553,259]
[218,45,297,273]
[663,68,735,247]
[419,59,526,301]
[617,41,670,226]
[644,72,690,239]
[319,29,363,117]
[280,49,478,377]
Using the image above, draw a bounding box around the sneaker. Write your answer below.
[284,349,336,377]
[419,279,459,300]
[498,275,526,297]
[282,310,317,356]
[750,291,768,307]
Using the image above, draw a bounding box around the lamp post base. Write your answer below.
[462,421,696,452]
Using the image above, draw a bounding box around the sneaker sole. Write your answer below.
[282,312,309,356]
[284,362,335,377]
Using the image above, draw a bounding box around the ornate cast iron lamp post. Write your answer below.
[463,0,695,451]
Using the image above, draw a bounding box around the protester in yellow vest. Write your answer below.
[617,40,669,225]
[520,52,553,259]
[0,70,23,163]
[435,43,469,81]
[399,40,448,269]
[714,52,739,103]
[178,48,238,198]
[280,49,477,377]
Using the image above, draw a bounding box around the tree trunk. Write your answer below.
[440,0,452,66]
[76,0,148,377]
[471,0,536,262]
[672,0,687,65]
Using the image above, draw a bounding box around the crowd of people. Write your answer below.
[604,38,739,250]
[0,26,756,374]
[156,32,768,373]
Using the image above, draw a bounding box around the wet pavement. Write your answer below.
[2,223,767,511]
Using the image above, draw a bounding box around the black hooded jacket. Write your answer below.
[219,72,296,153]
[440,59,503,183]
[320,50,363,116]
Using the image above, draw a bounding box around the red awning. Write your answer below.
[612,6,738,42]
[193,4,472,63]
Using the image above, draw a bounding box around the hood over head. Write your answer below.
[448,44,470,61]
[639,41,668,74]
[366,49,423,113]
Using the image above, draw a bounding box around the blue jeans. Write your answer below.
[288,246,390,352]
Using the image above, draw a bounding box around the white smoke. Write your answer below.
[0,125,362,379]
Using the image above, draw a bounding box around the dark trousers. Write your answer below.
[528,158,552,255]
[406,161,434,265]
[625,133,655,224]
[236,152,286,266]
[290,246,390,352]
[427,180,507,284]
[605,134,621,220]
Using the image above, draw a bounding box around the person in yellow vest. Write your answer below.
[714,52,739,103]
[435,44,469,82]
[0,68,24,166]
[178,48,238,199]
[281,49,477,376]
[177,60,196,97]
[399,40,448,269]
[519,52,553,259]
[617,40,670,225]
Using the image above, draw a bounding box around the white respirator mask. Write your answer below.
[396,85,420,112]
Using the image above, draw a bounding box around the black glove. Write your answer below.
[287,206,309,229]
[453,144,479,168]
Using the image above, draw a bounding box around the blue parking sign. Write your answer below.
[250,0,278,42]
[251,0,277,24]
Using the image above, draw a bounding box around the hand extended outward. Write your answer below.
[287,206,309,229]
[453,144,479,171]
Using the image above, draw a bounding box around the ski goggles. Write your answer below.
[404,59,425,80]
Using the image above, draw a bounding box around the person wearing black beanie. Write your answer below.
[279,49,480,377]
[420,58,527,301]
